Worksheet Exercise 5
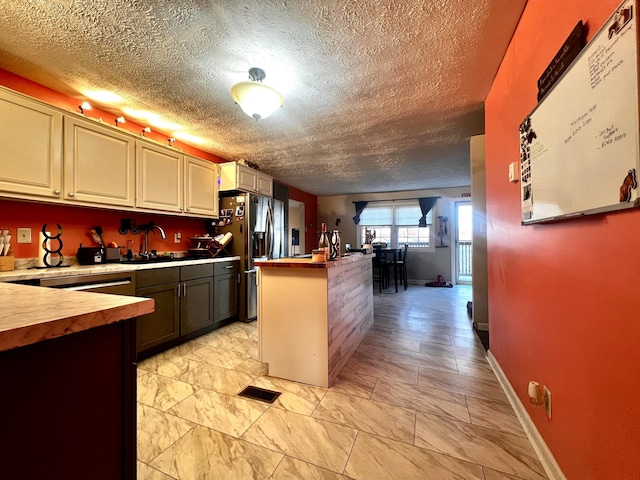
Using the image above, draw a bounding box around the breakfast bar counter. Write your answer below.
[0,282,154,352]
[0,283,154,480]
[255,253,373,387]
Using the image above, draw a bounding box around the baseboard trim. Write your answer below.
[487,351,566,480]
[473,322,489,331]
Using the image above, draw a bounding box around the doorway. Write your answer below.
[288,200,305,256]
[455,201,472,284]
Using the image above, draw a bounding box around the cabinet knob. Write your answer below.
[186,208,190,212]
[68,192,75,197]
[53,189,61,195]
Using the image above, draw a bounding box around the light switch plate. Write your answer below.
[17,228,32,244]
[508,162,520,183]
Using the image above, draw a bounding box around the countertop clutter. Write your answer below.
[254,252,369,269]
[0,255,240,283]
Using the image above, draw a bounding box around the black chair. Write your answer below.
[372,248,388,292]
[394,244,409,290]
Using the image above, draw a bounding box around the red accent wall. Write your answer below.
[0,198,209,259]
[486,1,640,478]
[287,184,318,253]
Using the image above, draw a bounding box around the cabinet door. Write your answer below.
[64,115,135,206]
[0,88,63,200]
[136,141,183,213]
[181,277,214,335]
[237,165,257,192]
[136,283,180,353]
[257,172,273,196]
[214,272,240,324]
[184,155,219,217]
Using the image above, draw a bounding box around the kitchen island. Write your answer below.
[0,283,154,480]
[255,253,373,387]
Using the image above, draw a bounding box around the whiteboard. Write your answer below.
[520,0,640,224]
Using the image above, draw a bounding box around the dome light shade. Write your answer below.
[230,68,283,120]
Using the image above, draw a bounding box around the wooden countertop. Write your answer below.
[254,253,373,269]
[0,283,154,353]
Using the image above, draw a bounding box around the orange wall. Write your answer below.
[0,69,318,258]
[485,1,640,478]
[0,198,208,258]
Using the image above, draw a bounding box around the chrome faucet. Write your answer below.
[139,223,166,259]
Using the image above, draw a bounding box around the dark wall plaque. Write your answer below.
[537,21,587,101]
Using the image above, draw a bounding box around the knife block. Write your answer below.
[0,256,14,271]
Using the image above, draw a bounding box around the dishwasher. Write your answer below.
[38,271,136,296]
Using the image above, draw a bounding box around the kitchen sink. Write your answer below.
[120,256,193,264]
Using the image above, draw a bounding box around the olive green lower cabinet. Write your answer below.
[136,260,240,359]
[214,260,240,324]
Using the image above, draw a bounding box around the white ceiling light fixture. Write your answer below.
[230,67,283,120]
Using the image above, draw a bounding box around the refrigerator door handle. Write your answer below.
[265,203,275,259]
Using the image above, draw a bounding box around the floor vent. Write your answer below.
[237,386,281,404]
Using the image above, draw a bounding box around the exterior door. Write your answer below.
[455,201,473,285]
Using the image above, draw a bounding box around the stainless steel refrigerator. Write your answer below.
[217,192,283,322]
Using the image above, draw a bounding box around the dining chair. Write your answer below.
[394,244,408,290]
[372,253,387,292]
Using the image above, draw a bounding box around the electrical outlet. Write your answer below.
[543,386,552,419]
[17,228,32,244]
[174,232,181,243]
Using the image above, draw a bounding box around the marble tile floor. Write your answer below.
[137,285,547,480]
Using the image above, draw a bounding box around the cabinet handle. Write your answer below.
[186,207,190,212]
[53,189,61,195]
[182,283,187,296]
[224,265,233,269]
[68,192,75,197]
[176,283,181,298]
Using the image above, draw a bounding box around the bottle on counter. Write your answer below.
[318,223,330,261]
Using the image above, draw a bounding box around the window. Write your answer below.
[359,202,432,248]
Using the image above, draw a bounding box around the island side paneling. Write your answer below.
[327,257,374,385]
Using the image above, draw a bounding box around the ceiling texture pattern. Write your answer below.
[0,0,526,196]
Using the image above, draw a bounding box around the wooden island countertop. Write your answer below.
[0,282,154,479]
[255,253,373,387]
[0,282,154,353]
[254,252,372,269]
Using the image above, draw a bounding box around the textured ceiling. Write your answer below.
[0,0,526,196]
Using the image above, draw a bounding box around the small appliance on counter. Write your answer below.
[76,246,104,265]
[76,225,121,264]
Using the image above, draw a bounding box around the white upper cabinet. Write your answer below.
[257,171,273,197]
[184,155,219,217]
[0,86,221,218]
[220,162,272,196]
[0,88,63,200]
[136,141,183,213]
[64,115,136,207]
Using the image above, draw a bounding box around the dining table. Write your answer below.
[373,247,402,293]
